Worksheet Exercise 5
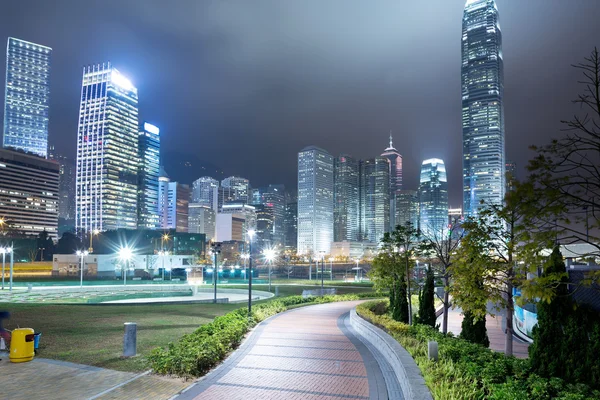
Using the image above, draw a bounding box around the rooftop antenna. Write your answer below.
[389,130,393,148]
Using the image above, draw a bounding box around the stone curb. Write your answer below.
[349,308,433,400]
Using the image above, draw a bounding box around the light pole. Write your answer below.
[247,229,255,315]
[1,247,6,290]
[241,253,249,281]
[38,247,45,262]
[119,247,133,286]
[159,250,169,280]
[76,250,89,288]
[88,229,99,253]
[263,248,276,292]
[210,242,221,303]
[320,253,325,294]
[9,242,13,292]
[355,258,360,281]
[329,257,334,281]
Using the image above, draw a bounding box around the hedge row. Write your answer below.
[148,292,382,377]
[356,300,600,400]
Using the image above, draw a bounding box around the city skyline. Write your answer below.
[1,1,598,207]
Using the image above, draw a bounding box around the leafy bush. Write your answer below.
[356,300,600,400]
[148,292,381,377]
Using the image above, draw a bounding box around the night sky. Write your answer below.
[1,0,599,207]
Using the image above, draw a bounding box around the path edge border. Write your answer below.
[349,307,433,400]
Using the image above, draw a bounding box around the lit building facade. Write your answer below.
[220,203,256,238]
[75,63,139,233]
[137,122,160,230]
[361,157,390,243]
[381,134,402,229]
[221,176,250,203]
[395,190,419,228]
[419,159,449,237]
[191,176,219,213]
[462,0,505,216]
[3,38,52,158]
[255,203,275,248]
[297,146,334,255]
[0,148,59,238]
[259,185,286,246]
[49,147,76,222]
[284,201,297,251]
[158,176,189,233]
[334,154,359,242]
[505,160,517,193]
[188,203,215,240]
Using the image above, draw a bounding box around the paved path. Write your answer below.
[178,301,395,400]
[439,305,529,358]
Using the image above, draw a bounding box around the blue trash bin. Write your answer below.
[33,332,41,350]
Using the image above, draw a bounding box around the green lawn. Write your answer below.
[0,302,239,372]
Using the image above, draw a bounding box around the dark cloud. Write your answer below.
[1,0,599,206]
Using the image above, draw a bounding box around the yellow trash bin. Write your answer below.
[10,328,35,363]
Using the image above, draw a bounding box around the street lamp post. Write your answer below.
[329,257,334,281]
[247,230,255,315]
[263,248,276,292]
[119,247,133,286]
[76,250,89,288]
[159,251,169,281]
[210,242,221,303]
[9,243,13,292]
[321,253,325,295]
[88,229,99,253]
[1,247,6,290]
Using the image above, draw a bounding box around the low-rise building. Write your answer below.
[329,241,378,259]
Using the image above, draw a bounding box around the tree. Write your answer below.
[416,264,436,328]
[460,310,490,347]
[36,230,55,261]
[419,217,465,333]
[55,232,82,255]
[370,245,408,323]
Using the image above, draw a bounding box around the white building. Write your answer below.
[215,213,245,242]
[330,241,377,259]
[158,175,190,232]
[75,63,139,233]
[188,203,215,241]
[297,146,334,255]
[220,203,256,238]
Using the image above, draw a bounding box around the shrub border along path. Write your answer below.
[356,300,600,400]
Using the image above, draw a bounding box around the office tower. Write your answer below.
[137,122,160,230]
[217,186,235,210]
[75,63,139,233]
[334,155,359,242]
[3,38,52,158]
[260,185,286,246]
[505,160,517,193]
[419,159,449,238]
[462,0,505,216]
[49,147,76,223]
[188,203,215,240]
[396,190,419,228]
[221,176,250,203]
[297,146,334,255]
[220,203,256,238]
[362,157,390,243]
[215,213,245,242]
[255,204,275,248]
[191,176,219,213]
[381,134,403,229]
[158,174,190,233]
[284,201,298,251]
[0,148,59,238]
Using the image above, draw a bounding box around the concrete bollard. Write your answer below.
[275,286,279,296]
[428,340,438,362]
[123,322,137,357]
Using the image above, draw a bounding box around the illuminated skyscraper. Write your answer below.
[3,38,52,158]
[361,157,390,243]
[297,146,334,255]
[75,63,139,233]
[137,122,160,229]
[158,173,190,233]
[191,176,219,213]
[462,0,505,216]
[396,190,419,228]
[419,159,448,237]
[221,176,250,203]
[381,133,402,229]
[334,155,359,242]
[188,203,216,240]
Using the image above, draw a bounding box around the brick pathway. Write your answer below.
[178,301,391,399]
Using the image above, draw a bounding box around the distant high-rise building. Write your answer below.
[396,190,419,228]
[381,133,403,229]
[158,174,189,233]
[215,213,245,242]
[188,203,215,240]
[137,122,160,230]
[261,185,286,246]
[462,0,505,216]
[505,160,517,193]
[49,147,76,222]
[284,201,298,251]
[419,159,449,237]
[448,207,463,224]
[0,148,59,238]
[297,146,334,255]
[220,203,256,239]
[362,157,390,243]
[191,176,219,213]
[255,204,275,247]
[75,63,139,233]
[3,38,52,158]
[334,155,359,242]
[221,176,250,203]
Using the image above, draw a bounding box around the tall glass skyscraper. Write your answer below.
[221,176,250,203]
[381,134,402,229]
[191,176,219,212]
[362,157,390,243]
[396,190,419,228]
[75,63,139,233]
[334,154,359,242]
[297,146,334,255]
[419,159,449,238]
[462,0,505,216]
[3,38,52,158]
[137,122,160,229]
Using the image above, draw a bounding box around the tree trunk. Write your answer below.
[505,281,514,357]
[443,275,450,334]
[406,256,412,325]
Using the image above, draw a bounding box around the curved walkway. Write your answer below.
[177,301,397,399]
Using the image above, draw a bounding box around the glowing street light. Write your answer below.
[76,250,89,288]
[0,246,12,290]
[158,250,169,281]
[263,248,276,292]
[88,229,100,253]
[119,247,133,286]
